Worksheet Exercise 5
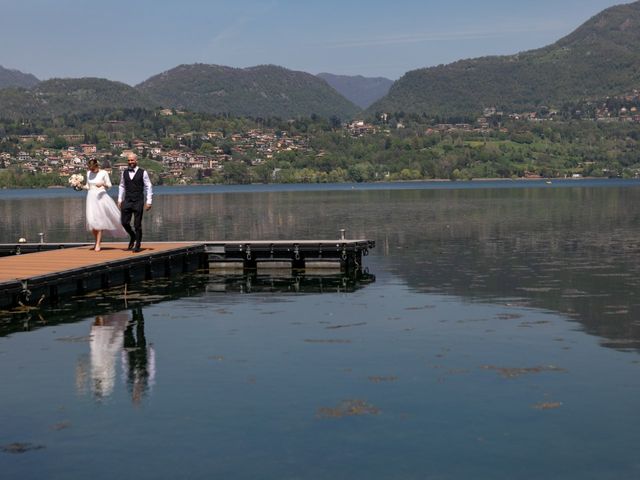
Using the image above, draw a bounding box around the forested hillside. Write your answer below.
[317,73,393,109]
[369,1,640,118]
[0,78,155,119]
[0,65,39,89]
[137,64,361,120]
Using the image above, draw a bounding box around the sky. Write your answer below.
[0,0,633,85]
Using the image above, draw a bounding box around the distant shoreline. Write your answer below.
[1,177,637,201]
[2,176,632,192]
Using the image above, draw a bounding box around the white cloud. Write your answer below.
[324,21,569,49]
[205,1,279,53]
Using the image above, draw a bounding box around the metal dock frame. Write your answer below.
[205,239,375,272]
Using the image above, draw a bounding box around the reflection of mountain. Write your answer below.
[0,195,88,244]
[2,182,639,352]
[0,190,377,243]
[374,187,640,352]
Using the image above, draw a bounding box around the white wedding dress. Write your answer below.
[85,169,128,237]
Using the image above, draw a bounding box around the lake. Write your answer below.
[1,179,639,479]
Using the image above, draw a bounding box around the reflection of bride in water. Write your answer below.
[77,307,155,403]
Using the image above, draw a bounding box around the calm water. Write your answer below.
[1,180,639,479]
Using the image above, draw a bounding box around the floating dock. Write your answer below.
[0,239,374,308]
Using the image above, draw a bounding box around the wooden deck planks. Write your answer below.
[0,242,199,283]
[0,239,374,284]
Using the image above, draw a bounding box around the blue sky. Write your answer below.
[0,0,632,85]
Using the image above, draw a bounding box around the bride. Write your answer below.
[85,159,127,251]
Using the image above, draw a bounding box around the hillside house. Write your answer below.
[133,140,148,152]
[17,152,32,163]
[110,140,127,150]
[18,134,48,143]
[81,144,97,154]
[113,162,128,172]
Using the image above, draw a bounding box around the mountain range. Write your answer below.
[317,73,393,109]
[0,65,39,89]
[136,64,360,119]
[0,78,154,119]
[369,1,640,117]
[0,64,365,120]
[1,1,640,120]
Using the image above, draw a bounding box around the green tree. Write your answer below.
[223,161,250,184]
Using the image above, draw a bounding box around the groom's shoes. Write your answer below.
[126,239,135,250]
[132,244,142,253]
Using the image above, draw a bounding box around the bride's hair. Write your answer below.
[87,158,99,169]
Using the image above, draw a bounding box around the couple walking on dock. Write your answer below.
[85,152,153,252]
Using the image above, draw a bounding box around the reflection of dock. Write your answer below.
[0,239,375,308]
[0,269,376,337]
[206,270,376,294]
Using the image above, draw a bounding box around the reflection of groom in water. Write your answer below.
[123,307,155,405]
[81,307,155,403]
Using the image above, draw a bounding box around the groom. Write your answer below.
[118,153,153,252]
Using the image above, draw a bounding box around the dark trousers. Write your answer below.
[121,202,144,245]
[124,308,149,395]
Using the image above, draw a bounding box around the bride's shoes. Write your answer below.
[94,245,101,252]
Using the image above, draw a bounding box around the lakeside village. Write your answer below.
[3,90,640,185]
[2,123,312,184]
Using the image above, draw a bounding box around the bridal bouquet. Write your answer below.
[68,173,85,191]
